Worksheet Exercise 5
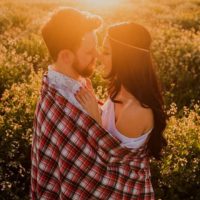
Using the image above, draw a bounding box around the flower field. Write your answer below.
[0,0,199,199]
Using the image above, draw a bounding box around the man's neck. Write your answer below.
[51,63,82,82]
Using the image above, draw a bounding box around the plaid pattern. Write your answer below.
[30,74,155,200]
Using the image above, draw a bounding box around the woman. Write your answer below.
[75,22,167,160]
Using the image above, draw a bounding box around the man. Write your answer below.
[31,7,154,200]
[42,7,101,113]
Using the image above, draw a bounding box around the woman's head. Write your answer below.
[101,22,167,160]
[100,22,152,77]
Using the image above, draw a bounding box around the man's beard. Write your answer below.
[73,58,95,78]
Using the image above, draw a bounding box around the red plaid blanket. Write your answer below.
[30,74,155,200]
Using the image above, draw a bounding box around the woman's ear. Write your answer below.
[57,49,74,65]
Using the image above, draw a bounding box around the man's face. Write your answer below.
[73,31,98,77]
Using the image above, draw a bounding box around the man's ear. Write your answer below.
[58,49,74,65]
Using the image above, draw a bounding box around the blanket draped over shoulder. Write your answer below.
[30,74,155,200]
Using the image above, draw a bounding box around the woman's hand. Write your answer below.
[75,85,102,125]
[85,78,96,96]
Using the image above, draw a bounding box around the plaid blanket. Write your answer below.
[30,74,155,200]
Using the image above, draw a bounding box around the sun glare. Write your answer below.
[83,0,123,9]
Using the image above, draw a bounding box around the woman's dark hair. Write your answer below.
[105,22,167,160]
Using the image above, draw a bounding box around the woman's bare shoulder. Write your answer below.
[116,103,154,138]
[127,103,154,129]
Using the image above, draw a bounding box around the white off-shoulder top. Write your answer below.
[101,99,153,149]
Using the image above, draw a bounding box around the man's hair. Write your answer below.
[41,7,102,61]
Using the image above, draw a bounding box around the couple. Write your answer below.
[31,7,167,200]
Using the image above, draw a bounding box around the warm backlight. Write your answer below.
[83,0,123,9]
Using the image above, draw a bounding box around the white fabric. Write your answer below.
[47,65,88,113]
[101,99,152,149]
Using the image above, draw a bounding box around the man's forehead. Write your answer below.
[81,32,97,48]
